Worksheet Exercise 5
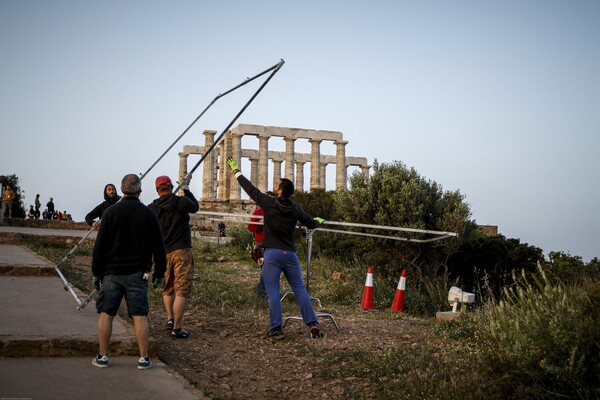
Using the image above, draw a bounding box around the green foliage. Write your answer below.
[291,188,336,220]
[445,263,600,399]
[545,251,600,285]
[225,223,254,250]
[1,173,27,219]
[447,232,544,298]
[321,160,474,314]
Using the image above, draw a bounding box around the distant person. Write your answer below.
[226,157,325,340]
[42,208,49,220]
[91,173,166,369]
[248,191,274,297]
[34,194,41,219]
[218,222,226,237]
[149,175,199,338]
[85,183,121,228]
[57,211,63,221]
[46,197,55,219]
[28,205,35,219]
[2,185,15,220]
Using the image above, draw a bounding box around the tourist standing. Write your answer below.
[150,175,199,338]
[91,174,166,369]
[46,197,55,219]
[1,186,15,221]
[85,183,121,228]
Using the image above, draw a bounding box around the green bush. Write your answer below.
[226,223,254,250]
[447,263,600,399]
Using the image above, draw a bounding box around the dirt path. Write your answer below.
[148,305,424,399]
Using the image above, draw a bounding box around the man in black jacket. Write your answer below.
[85,183,121,228]
[91,174,166,369]
[226,157,325,340]
[150,175,199,339]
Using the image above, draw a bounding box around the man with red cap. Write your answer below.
[149,174,199,338]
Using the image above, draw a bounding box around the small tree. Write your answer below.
[331,160,475,312]
[1,174,26,219]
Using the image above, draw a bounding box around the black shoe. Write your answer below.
[267,329,285,340]
[171,328,190,339]
[309,322,323,338]
[166,318,174,331]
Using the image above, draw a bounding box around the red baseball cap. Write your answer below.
[155,175,173,188]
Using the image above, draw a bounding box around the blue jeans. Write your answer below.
[262,248,317,331]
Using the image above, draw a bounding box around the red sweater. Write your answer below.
[248,207,264,244]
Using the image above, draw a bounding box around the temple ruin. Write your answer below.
[178,124,369,206]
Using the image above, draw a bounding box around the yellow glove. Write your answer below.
[226,157,240,172]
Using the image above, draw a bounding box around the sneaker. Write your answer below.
[92,354,108,368]
[309,322,323,338]
[267,329,285,340]
[171,328,190,339]
[137,356,153,370]
[166,318,174,330]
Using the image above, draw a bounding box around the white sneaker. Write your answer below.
[137,356,153,370]
[92,354,108,368]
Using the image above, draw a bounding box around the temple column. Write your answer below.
[178,153,188,195]
[335,140,348,190]
[218,136,231,199]
[272,160,283,191]
[284,137,296,182]
[309,139,322,190]
[258,135,269,192]
[202,130,217,199]
[229,132,243,200]
[361,164,371,183]
[295,161,305,193]
[250,157,259,186]
[320,162,328,190]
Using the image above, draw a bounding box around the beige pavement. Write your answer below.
[0,232,206,400]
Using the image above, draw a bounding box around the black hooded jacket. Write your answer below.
[149,189,199,252]
[85,184,121,226]
[236,174,319,251]
[92,196,166,278]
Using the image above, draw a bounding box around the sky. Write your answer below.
[1,1,599,262]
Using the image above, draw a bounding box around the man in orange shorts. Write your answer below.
[150,175,199,338]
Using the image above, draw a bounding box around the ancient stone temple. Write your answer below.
[179,124,369,207]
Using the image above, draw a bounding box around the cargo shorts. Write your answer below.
[163,248,194,298]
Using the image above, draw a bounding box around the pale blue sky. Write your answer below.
[1,1,599,261]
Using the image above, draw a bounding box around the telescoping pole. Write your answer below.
[140,59,284,181]
[54,59,285,309]
[172,59,285,193]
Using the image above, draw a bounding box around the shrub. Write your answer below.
[460,262,600,398]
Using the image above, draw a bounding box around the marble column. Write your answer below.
[258,135,269,192]
[295,161,305,193]
[272,160,283,191]
[335,140,348,190]
[250,158,259,186]
[178,153,188,195]
[229,132,243,200]
[202,130,217,199]
[218,136,231,199]
[320,162,328,190]
[309,139,322,190]
[284,137,296,182]
[361,165,371,183]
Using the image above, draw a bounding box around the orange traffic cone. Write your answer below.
[390,269,407,313]
[360,266,374,310]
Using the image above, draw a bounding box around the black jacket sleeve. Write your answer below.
[85,203,104,226]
